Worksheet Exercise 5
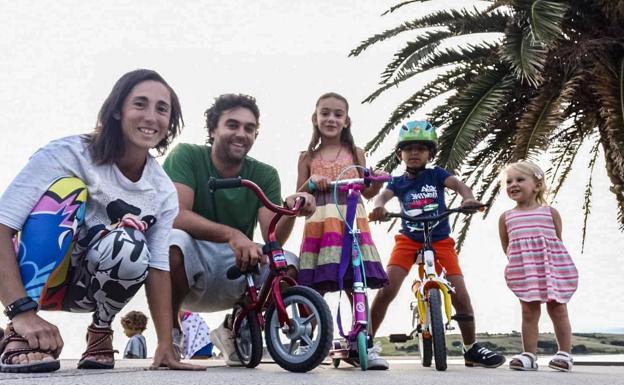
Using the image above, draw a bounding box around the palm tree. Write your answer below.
[351,0,624,248]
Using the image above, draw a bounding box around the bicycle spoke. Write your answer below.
[301,313,315,325]
[301,334,314,347]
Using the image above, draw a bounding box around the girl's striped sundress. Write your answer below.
[298,146,388,292]
[504,206,578,303]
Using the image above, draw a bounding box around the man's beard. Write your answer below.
[215,142,247,166]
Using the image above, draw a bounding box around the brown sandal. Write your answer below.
[77,324,118,369]
[0,324,60,373]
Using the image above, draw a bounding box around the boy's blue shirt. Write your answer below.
[386,166,452,243]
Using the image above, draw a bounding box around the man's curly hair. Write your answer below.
[204,93,260,144]
[120,310,148,332]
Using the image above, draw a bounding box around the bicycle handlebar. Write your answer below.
[308,172,391,192]
[384,204,489,224]
[207,177,304,216]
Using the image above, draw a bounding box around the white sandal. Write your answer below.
[509,352,538,371]
[548,351,573,372]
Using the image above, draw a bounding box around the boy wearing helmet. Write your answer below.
[368,121,505,369]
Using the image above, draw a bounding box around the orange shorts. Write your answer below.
[388,234,463,276]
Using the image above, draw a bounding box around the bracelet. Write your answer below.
[3,296,38,320]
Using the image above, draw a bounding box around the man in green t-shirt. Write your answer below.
[162,94,315,365]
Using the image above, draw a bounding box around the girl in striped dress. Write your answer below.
[499,161,578,372]
[296,92,388,293]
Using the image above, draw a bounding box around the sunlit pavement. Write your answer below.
[0,357,622,385]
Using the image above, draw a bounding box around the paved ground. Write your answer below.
[1,357,623,385]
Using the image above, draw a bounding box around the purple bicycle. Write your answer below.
[310,167,391,371]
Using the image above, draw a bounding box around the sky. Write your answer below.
[1,1,623,359]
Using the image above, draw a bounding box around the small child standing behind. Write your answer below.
[120,310,148,359]
[499,161,578,372]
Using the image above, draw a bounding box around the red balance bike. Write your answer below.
[208,177,333,372]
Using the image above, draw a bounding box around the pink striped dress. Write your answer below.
[504,206,578,303]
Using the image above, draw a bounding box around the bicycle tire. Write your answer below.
[419,332,433,367]
[428,288,447,371]
[233,305,263,368]
[357,330,368,371]
[265,286,333,372]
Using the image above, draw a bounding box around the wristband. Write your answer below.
[3,296,38,320]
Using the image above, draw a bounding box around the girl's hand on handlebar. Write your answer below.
[368,206,388,222]
[309,175,330,191]
[284,192,316,218]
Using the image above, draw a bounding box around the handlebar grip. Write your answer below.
[208,177,242,191]
[307,179,317,192]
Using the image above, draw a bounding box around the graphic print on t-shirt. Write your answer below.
[401,183,440,232]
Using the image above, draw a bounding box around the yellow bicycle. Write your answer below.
[386,205,486,371]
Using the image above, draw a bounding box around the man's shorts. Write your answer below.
[170,229,299,313]
[388,234,462,276]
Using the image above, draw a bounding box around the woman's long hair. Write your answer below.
[86,69,184,164]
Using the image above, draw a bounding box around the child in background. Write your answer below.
[179,311,213,359]
[296,92,388,369]
[499,161,578,372]
[121,311,148,359]
[368,120,506,370]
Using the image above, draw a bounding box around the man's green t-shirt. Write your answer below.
[163,143,282,239]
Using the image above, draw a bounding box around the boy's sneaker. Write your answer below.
[367,343,389,370]
[210,321,242,367]
[463,342,506,368]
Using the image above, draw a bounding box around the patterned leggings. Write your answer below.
[16,177,150,327]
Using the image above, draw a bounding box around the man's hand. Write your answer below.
[284,192,316,217]
[12,311,64,358]
[228,230,265,271]
[308,175,330,191]
[368,206,388,222]
[150,342,206,370]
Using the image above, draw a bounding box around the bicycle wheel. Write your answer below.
[265,286,333,372]
[332,340,341,368]
[233,305,263,368]
[419,332,433,367]
[357,330,368,371]
[428,288,447,371]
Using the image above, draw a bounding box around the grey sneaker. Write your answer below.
[367,343,389,370]
[210,321,242,367]
[172,328,184,359]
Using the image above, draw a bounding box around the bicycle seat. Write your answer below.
[226,264,261,280]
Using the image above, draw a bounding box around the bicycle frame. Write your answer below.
[319,168,391,368]
[386,205,486,371]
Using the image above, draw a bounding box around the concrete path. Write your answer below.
[1,357,622,385]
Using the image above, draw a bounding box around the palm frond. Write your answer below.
[381,0,431,16]
[500,24,547,87]
[580,140,600,252]
[547,134,583,200]
[436,67,514,172]
[350,7,502,57]
[378,30,453,84]
[365,41,498,103]
[364,66,470,153]
[593,57,624,229]
[528,0,568,44]
[513,72,584,160]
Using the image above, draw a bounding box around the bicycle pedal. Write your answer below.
[389,333,411,343]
